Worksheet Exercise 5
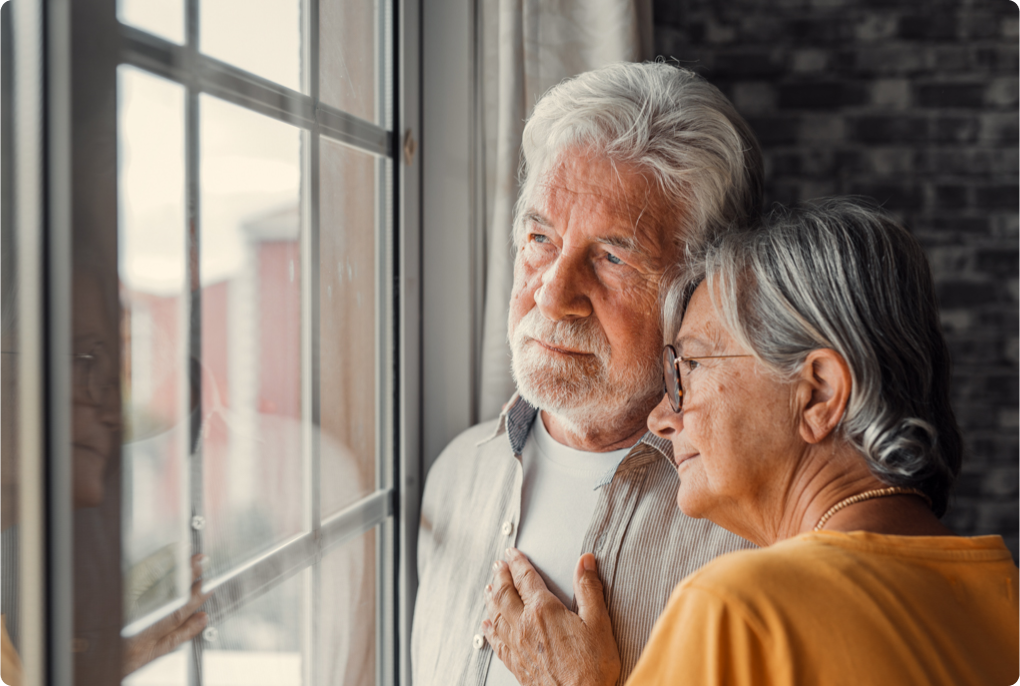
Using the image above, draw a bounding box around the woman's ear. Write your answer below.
[796,349,852,445]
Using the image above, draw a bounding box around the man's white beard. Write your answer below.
[509,308,662,438]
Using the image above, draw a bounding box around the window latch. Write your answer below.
[403,128,417,166]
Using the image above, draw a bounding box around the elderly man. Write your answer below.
[412,62,764,686]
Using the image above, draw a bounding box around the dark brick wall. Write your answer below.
[655,0,1019,557]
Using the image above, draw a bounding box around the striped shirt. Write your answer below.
[412,396,754,686]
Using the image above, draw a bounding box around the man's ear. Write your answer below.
[796,349,852,445]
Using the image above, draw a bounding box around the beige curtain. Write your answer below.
[476,0,654,421]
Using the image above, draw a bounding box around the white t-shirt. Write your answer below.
[484,414,632,686]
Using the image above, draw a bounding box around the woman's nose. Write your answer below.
[647,393,683,439]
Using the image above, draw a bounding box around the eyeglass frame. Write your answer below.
[661,344,752,413]
[2,345,115,406]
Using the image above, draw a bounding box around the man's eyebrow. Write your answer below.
[591,232,636,251]
[595,234,642,254]
[522,213,647,254]
[522,210,550,227]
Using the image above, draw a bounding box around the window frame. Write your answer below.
[9,0,423,682]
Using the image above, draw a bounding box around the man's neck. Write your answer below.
[540,409,648,453]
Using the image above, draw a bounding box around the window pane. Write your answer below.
[319,139,383,517]
[118,0,186,45]
[318,528,377,686]
[123,646,187,686]
[203,568,308,686]
[200,95,306,574]
[320,0,381,125]
[201,0,302,93]
[118,66,192,626]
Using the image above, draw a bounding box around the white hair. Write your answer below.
[513,61,764,257]
[666,198,962,517]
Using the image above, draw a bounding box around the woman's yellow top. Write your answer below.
[627,531,1019,686]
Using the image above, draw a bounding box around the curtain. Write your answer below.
[476,0,654,421]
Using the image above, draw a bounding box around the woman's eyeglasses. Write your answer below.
[661,344,751,413]
[3,345,114,406]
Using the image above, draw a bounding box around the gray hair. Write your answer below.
[513,62,764,256]
[667,198,961,517]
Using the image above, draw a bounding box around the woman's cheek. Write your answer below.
[675,461,710,517]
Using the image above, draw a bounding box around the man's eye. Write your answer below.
[531,233,550,244]
[682,358,700,372]
[606,253,623,265]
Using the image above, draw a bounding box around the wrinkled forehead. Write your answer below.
[525,151,677,248]
[536,153,656,210]
[674,281,733,353]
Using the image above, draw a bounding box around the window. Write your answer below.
[2,0,421,683]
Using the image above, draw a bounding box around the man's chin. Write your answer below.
[511,351,662,430]
[513,369,601,413]
[518,387,594,417]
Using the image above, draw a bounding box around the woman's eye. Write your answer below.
[531,233,550,244]
[683,358,700,373]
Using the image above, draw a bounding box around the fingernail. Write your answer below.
[583,555,596,572]
[492,560,502,572]
[505,547,516,559]
[485,584,492,594]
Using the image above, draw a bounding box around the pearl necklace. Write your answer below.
[813,486,932,532]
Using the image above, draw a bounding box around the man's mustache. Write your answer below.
[512,309,609,360]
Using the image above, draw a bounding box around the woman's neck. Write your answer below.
[763,443,953,545]
[817,494,955,537]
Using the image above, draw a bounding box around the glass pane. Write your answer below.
[123,645,187,686]
[319,138,381,517]
[0,8,20,676]
[203,568,307,686]
[118,0,186,45]
[319,528,377,686]
[201,0,302,93]
[320,0,380,124]
[200,95,305,574]
[118,66,192,627]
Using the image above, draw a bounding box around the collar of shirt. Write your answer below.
[478,393,676,484]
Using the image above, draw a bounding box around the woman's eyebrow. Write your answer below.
[675,335,709,356]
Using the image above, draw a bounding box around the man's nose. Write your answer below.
[647,393,683,439]
[534,255,593,321]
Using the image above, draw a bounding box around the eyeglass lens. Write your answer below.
[662,345,683,412]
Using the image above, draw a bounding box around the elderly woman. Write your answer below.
[481,199,1019,685]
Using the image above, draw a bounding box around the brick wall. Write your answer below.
[655,0,1019,557]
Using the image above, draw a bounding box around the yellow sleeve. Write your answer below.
[625,585,773,686]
